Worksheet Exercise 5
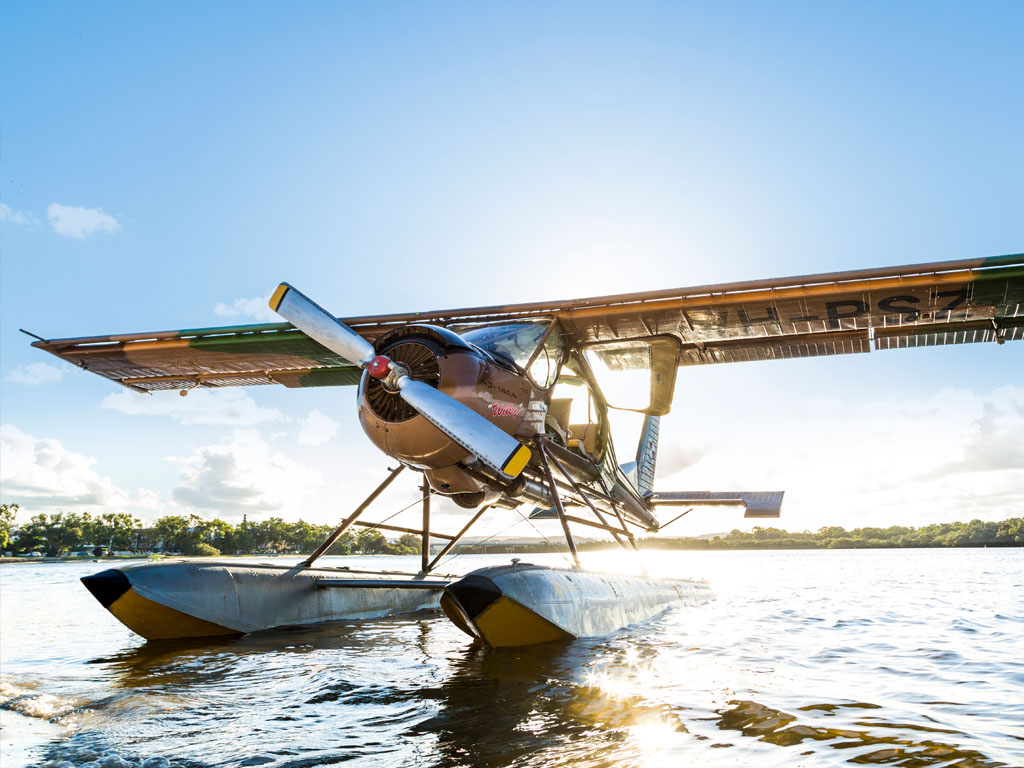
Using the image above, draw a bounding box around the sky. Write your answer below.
[1,1,1022,540]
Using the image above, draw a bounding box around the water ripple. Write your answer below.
[1,550,1022,767]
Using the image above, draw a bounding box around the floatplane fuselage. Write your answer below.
[34,254,1023,646]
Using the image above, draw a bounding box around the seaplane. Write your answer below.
[28,254,1023,647]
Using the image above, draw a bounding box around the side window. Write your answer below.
[582,337,680,414]
[527,324,566,389]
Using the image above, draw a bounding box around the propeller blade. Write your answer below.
[270,281,532,479]
[269,283,375,365]
[398,378,532,479]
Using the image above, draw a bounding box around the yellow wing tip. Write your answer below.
[502,445,532,477]
[269,283,290,312]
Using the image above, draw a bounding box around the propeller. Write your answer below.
[269,283,532,479]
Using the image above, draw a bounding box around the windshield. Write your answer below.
[462,323,548,369]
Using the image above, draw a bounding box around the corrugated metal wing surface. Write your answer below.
[32,254,1023,392]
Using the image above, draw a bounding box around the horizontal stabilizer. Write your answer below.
[647,491,784,518]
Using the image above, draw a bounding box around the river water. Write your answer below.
[1,548,1021,768]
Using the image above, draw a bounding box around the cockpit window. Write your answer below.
[526,327,565,389]
[583,337,680,414]
[583,340,654,411]
[462,323,549,369]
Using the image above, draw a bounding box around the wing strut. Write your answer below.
[535,441,581,568]
[540,441,640,556]
[424,505,493,572]
[299,466,406,567]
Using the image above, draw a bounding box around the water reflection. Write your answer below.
[411,640,686,768]
[81,622,695,768]
[716,699,1001,767]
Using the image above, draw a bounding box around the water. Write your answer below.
[1,549,1022,768]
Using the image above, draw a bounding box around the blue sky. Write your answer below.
[2,2,1022,537]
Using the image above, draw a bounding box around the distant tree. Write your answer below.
[325,530,355,556]
[355,528,386,554]
[287,520,327,553]
[382,533,422,555]
[236,516,256,553]
[0,503,18,550]
[996,518,1023,544]
[18,512,88,556]
[200,518,236,553]
[93,512,141,550]
[852,527,887,541]
[827,537,855,549]
[192,541,220,556]
[153,515,192,552]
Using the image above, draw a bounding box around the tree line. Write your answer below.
[0,505,421,557]
[1,503,1020,557]
[636,518,1023,550]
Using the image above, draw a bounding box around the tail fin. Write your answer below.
[635,414,660,497]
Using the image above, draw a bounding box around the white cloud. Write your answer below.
[297,409,340,446]
[102,388,285,426]
[0,424,159,516]
[213,296,279,323]
[655,384,1024,533]
[47,202,121,239]
[170,429,323,517]
[5,363,65,385]
[923,384,1024,476]
[0,203,40,229]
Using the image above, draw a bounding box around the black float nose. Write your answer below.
[443,574,502,620]
[441,574,503,639]
[81,569,131,608]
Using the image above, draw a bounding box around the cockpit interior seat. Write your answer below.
[545,398,572,444]
[568,423,600,459]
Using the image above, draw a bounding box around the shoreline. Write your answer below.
[2,542,1020,565]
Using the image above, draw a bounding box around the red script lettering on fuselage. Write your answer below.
[489,403,522,417]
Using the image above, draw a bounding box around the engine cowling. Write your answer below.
[357,325,533,486]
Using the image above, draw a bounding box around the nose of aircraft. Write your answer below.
[81,568,132,608]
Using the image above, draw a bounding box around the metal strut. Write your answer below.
[425,504,492,572]
[299,465,406,567]
[536,440,581,567]
[420,480,431,574]
[543,446,637,555]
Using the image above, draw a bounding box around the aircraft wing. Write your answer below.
[30,322,373,393]
[551,252,1024,365]
[31,254,1023,392]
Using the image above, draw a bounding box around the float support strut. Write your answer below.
[426,504,492,573]
[300,465,406,567]
[543,448,634,554]
[421,480,431,574]
[537,440,581,567]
